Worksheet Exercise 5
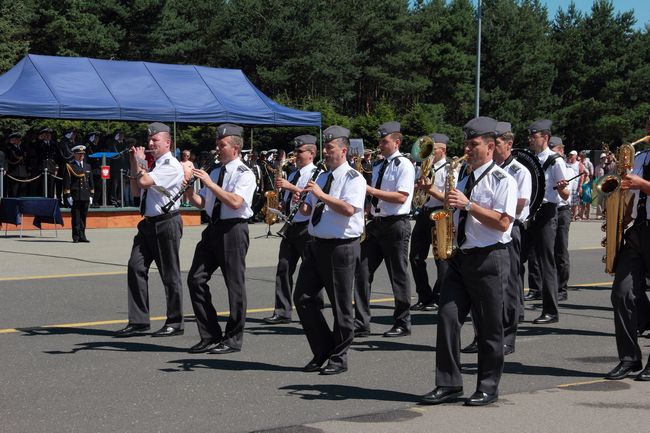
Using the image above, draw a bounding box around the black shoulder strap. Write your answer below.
[542,153,562,172]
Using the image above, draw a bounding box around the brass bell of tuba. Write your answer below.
[598,136,650,274]
[412,136,436,209]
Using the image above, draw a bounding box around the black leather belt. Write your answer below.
[422,206,443,212]
[458,242,507,255]
[313,237,360,244]
[143,211,179,223]
[558,205,570,212]
[370,214,409,224]
[210,217,247,225]
[292,220,309,226]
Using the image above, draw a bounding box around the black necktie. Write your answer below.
[139,162,156,216]
[211,165,227,222]
[370,159,389,210]
[310,172,334,226]
[285,169,301,214]
[456,173,476,247]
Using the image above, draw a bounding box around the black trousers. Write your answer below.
[71,200,89,241]
[355,217,412,331]
[409,207,447,305]
[273,221,310,318]
[555,206,571,294]
[611,223,650,363]
[504,224,522,348]
[527,202,559,315]
[294,238,360,369]
[187,221,249,349]
[435,247,508,394]
[127,215,184,327]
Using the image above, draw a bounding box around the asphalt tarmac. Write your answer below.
[1,221,649,432]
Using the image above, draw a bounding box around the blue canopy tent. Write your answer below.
[0,54,321,126]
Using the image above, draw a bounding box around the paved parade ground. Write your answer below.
[1,221,649,432]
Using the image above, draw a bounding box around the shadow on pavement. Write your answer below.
[458,361,606,378]
[44,340,188,354]
[162,358,301,373]
[279,384,420,402]
[351,339,433,353]
[516,325,614,338]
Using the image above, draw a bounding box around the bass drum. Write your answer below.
[512,148,545,221]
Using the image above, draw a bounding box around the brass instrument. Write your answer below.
[262,160,287,225]
[430,155,468,260]
[412,135,435,209]
[599,136,650,274]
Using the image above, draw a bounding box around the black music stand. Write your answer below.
[254,208,284,239]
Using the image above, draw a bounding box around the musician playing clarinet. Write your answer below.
[263,135,320,325]
[185,124,256,355]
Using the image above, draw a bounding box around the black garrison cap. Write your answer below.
[528,119,552,135]
[216,123,243,139]
[377,121,400,138]
[323,125,350,143]
[463,116,498,140]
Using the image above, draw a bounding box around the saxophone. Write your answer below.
[262,160,287,225]
[429,155,468,260]
[412,136,436,209]
[599,136,650,274]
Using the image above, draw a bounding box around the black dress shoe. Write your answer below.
[558,291,568,301]
[303,355,329,372]
[383,326,411,338]
[420,386,463,405]
[188,339,219,354]
[208,342,240,355]
[465,391,498,406]
[320,363,347,375]
[461,338,478,354]
[263,314,291,325]
[524,291,541,301]
[504,345,515,356]
[151,325,184,337]
[72,239,79,243]
[79,239,90,243]
[635,364,650,381]
[532,313,559,324]
[114,323,150,337]
[354,327,371,338]
[410,301,426,311]
[423,303,439,311]
[605,361,643,380]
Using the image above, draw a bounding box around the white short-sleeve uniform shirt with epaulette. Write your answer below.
[502,157,532,222]
[143,151,184,217]
[283,162,316,223]
[370,151,415,217]
[453,161,518,249]
[307,161,366,239]
[538,148,567,204]
[200,157,256,219]
[631,150,650,220]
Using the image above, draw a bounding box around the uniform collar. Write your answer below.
[385,150,401,162]
[433,157,447,168]
[154,151,172,163]
[331,161,351,177]
[472,160,494,179]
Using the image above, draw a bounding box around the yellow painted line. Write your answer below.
[557,379,608,388]
[572,281,612,287]
[0,271,126,282]
[0,297,397,335]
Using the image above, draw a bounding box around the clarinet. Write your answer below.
[161,152,218,214]
[277,161,327,238]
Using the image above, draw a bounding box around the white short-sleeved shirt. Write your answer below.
[538,148,568,204]
[454,160,518,249]
[370,150,415,217]
[502,156,532,221]
[143,151,184,217]
[282,162,317,223]
[424,158,454,208]
[306,161,366,239]
[631,150,650,220]
[200,157,256,219]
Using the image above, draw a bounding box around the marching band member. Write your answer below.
[422,116,517,406]
[293,125,366,375]
[354,121,415,338]
[184,124,256,354]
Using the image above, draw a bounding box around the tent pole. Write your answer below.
[319,127,322,160]
[250,129,253,152]
[173,122,177,153]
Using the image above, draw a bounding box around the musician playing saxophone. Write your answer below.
[263,135,320,325]
[409,133,454,311]
[605,142,650,381]
[421,116,517,407]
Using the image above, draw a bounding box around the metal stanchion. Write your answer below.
[0,168,4,198]
[120,168,125,208]
[43,168,49,197]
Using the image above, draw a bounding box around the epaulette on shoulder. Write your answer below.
[509,164,521,173]
[163,159,170,165]
[492,170,506,181]
[347,169,359,178]
[393,157,402,166]
[237,165,250,173]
